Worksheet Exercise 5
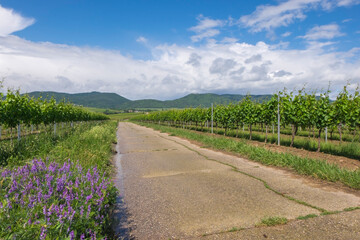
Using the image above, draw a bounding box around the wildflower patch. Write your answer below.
[0,159,117,239]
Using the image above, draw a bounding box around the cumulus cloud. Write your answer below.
[0,5,35,36]
[1,35,359,100]
[186,53,202,67]
[239,0,360,33]
[209,58,237,75]
[272,70,292,77]
[245,54,262,64]
[300,24,344,40]
[189,15,226,42]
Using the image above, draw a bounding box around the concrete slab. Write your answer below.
[115,122,360,239]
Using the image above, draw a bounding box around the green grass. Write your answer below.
[85,106,122,114]
[135,122,360,190]
[296,214,318,220]
[46,121,117,173]
[343,207,360,211]
[320,211,342,216]
[0,121,117,174]
[109,112,145,121]
[0,123,87,166]
[257,216,288,226]
[172,123,360,160]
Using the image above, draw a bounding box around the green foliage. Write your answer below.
[1,90,109,130]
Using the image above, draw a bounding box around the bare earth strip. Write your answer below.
[115,122,360,239]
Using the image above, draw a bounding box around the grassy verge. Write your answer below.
[0,121,118,239]
[135,122,360,190]
[168,123,360,160]
[0,122,105,167]
[46,121,117,173]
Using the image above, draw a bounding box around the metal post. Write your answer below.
[17,123,21,140]
[325,127,328,143]
[211,103,214,134]
[277,94,280,146]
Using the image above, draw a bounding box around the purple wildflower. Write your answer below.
[69,230,75,240]
[40,226,47,240]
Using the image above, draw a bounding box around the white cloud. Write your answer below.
[300,24,344,40]
[136,36,148,44]
[191,29,220,42]
[189,15,226,42]
[239,0,320,32]
[0,5,35,36]
[1,35,359,100]
[189,15,225,32]
[239,0,360,33]
[282,31,292,37]
[336,0,360,6]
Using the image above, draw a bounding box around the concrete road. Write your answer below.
[115,122,360,239]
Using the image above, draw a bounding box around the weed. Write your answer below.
[257,216,288,226]
[320,211,341,216]
[228,227,243,232]
[343,207,360,212]
[296,214,318,220]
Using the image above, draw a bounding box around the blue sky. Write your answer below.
[0,0,359,99]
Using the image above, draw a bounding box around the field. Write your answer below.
[1,88,360,239]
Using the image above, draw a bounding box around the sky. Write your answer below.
[0,0,359,100]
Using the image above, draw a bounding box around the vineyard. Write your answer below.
[0,89,108,140]
[133,86,360,159]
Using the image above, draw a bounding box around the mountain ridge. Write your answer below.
[24,91,272,109]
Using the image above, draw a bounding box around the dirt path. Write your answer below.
[115,122,360,239]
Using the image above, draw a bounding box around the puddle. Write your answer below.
[112,129,132,240]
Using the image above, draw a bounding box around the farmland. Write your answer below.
[1,87,360,239]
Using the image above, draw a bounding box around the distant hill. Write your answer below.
[24,91,272,110]
[120,93,272,109]
[26,91,131,109]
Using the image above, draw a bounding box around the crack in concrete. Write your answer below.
[157,134,328,214]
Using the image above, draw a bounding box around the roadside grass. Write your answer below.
[136,122,360,190]
[0,122,93,167]
[46,121,117,172]
[256,216,288,227]
[176,124,360,160]
[296,214,318,220]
